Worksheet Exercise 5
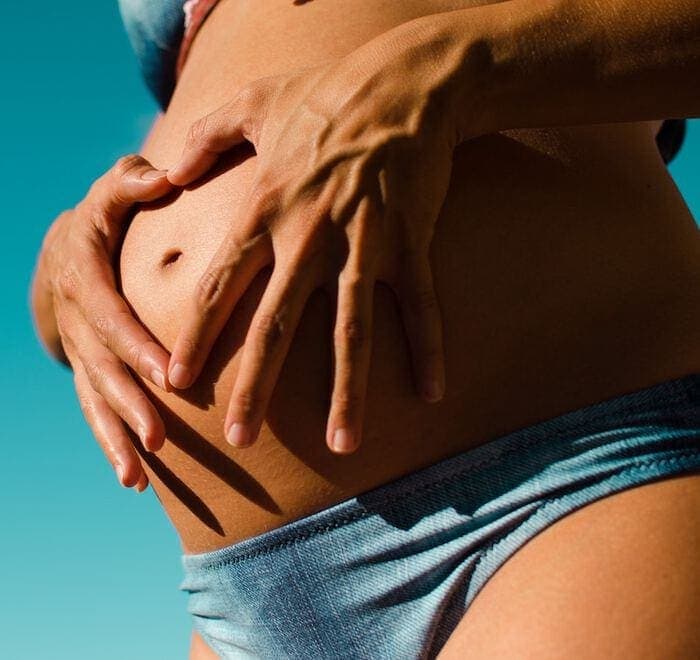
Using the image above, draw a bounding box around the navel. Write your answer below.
[160,249,183,268]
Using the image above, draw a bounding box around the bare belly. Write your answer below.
[117,0,700,554]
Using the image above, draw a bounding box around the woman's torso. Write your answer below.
[118,0,700,553]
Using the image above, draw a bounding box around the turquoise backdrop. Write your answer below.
[1,2,698,658]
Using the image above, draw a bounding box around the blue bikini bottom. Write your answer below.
[180,373,700,659]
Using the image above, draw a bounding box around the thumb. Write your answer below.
[167,81,267,186]
[86,154,174,222]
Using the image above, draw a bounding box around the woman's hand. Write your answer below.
[34,155,175,489]
[166,18,465,454]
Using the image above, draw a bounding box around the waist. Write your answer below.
[118,0,700,553]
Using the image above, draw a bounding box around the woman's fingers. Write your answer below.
[85,154,173,233]
[167,225,272,390]
[397,248,446,403]
[325,196,381,454]
[72,356,148,490]
[168,84,265,186]
[224,246,320,448]
[64,247,171,391]
[59,306,166,452]
[56,154,175,390]
[134,471,150,493]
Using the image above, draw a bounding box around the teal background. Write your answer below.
[0,2,698,659]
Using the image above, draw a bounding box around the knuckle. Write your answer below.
[335,317,367,348]
[57,264,81,299]
[124,340,147,374]
[195,268,227,311]
[246,182,277,221]
[186,115,210,150]
[237,98,262,145]
[253,311,286,350]
[113,154,143,179]
[339,263,362,283]
[234,83,257,111]
[83,199,106,229]
[84,356,118,392]
[176,336,198,362]
[231,389,263,418]
[92,314,115,345]
[332,389,363,412]
[339,270,368,294]
[107,309,149,370]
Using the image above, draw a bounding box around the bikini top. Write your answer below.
[117,0,686,164]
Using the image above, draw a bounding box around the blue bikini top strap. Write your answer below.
[117,0,186,109]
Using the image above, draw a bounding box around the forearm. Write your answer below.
[429,0,700,140]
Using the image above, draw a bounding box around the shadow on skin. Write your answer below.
[125,131,575,536]
[181,142,258,194]
[132,394,283,537]
[131,291,283,534]
[118,141,257,242]
[134,439,226,536]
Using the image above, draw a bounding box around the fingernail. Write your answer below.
[423,379,444,403]
[141,169,168,181]
[150,368,166,390]
[116,464,125,485]
[135,480,147,493]
[331,428,355,454]
[226,422,252,447]
[169,363,192,389]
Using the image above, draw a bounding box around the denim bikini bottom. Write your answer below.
[180,373,700,659]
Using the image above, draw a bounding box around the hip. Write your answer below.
[180,372,700,659]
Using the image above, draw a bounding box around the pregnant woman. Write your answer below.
[32,0,700,657]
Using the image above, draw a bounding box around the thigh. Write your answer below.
[437,473,700,659]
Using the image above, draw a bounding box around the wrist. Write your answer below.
[402,8,505,145]
[426,0,700,140]
[419,0,569,142]
[357,11,495,147]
